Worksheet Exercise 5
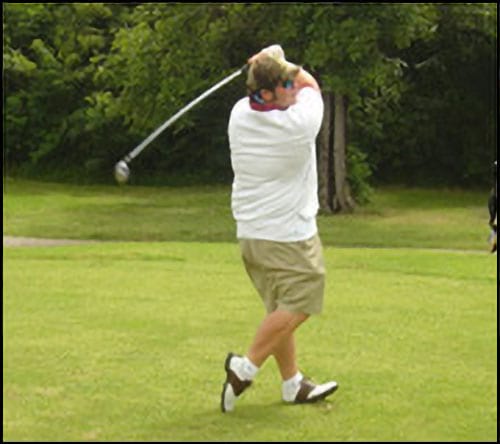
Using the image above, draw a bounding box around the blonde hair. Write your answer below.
[246,53,300,92]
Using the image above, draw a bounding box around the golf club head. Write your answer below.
[114,160,130,184]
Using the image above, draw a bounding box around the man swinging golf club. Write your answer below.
[221,45,338,413]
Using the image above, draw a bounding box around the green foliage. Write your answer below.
[3,4,497,189]
[3,3,131,182]
[369,3,497,186]
[346,144,373,205]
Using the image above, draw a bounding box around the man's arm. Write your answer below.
[247,44,320,92]
[294,68,320,92]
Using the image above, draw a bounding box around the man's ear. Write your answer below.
[260,89,274,102]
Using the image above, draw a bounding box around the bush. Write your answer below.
[347,144,374,204]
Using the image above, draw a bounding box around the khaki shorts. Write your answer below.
[239,234,325,315]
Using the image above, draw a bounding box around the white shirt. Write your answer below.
[228,87,324,242]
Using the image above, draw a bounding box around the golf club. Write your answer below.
[114,64,248,184]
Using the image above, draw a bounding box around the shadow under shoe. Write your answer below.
[220,352,252,413]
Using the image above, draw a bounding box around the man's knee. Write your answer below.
[288,311,309,330]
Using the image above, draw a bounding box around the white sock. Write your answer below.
[230,356,259,381]
[282,371,303,402]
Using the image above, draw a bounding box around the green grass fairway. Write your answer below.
[3,180,497,441]
[2,178,491,250]
[3,243,496,442]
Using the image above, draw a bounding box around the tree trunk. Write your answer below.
[332,93,355,212]
[318,91,333,213]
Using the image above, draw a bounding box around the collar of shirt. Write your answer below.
[249,96,287,112]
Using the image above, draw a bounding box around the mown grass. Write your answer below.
[3,243,496,442]
[3,179,497,441]
[3,177,491,250]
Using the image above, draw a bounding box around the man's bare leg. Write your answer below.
[273,332,300,381]
[221,309,337,411]
[246,310,308,368]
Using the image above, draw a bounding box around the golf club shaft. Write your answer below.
[123,65,247,163]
